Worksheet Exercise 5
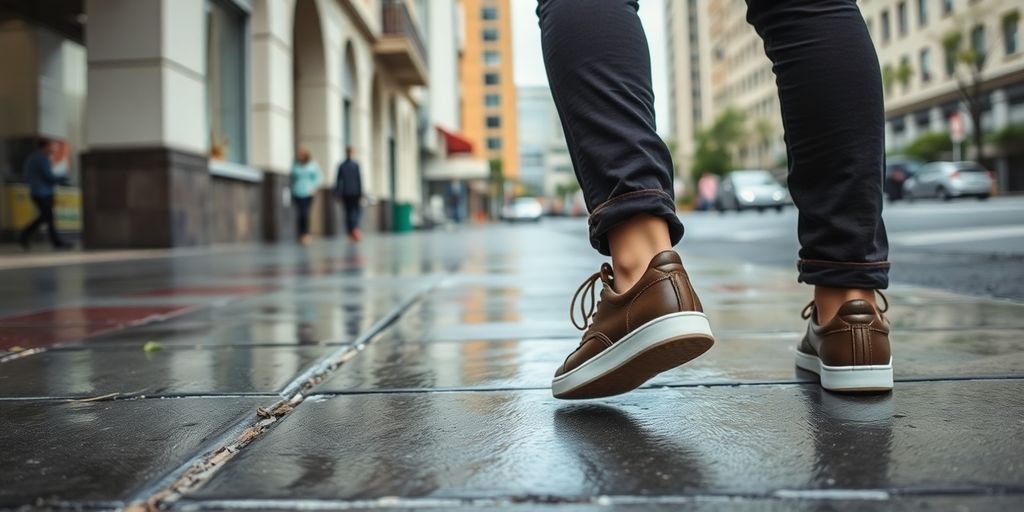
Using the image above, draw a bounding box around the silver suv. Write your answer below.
[904,161,993,201]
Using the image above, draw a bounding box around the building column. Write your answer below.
[903,113,918,146]
[81,0,209,248]
[251,0,297,242]
[991,88,1009,131]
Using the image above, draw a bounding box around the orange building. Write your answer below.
[459,0,519,182]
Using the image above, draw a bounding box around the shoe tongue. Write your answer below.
[649,250,682,269]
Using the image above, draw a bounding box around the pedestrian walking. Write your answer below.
[697,172,718,211]
[291,147,321,246]
[334,146,364,242]
[19,138,71,250]
[540,0,891,399]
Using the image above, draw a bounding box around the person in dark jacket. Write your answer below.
[334,146,364,242]
[19,138,70,249]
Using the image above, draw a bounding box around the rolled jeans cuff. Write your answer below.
[588,190,684,256]
[797,259,890,289]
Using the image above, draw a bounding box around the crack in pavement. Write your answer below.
[124,278,444,512]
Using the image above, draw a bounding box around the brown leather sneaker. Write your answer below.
[552,251,714,399]
[795,295,893,393]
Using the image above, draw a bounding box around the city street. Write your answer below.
[677,196,1024,300]
[1,216,1022,510]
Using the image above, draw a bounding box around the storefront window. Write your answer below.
[206,0,248,164]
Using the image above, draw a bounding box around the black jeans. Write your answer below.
[20,195,64,246]
[340,196,362,234]
[294,196,313,237]
[538,0,889,289]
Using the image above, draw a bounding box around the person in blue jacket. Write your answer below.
[291,147,322,246]
[19,138,70,249]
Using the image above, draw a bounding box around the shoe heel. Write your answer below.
[819,362,894,393]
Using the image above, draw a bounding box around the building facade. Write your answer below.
[516,85,572,199]
[1,0,429,248]
[862,0,1024,189]
[665,0,1024,191]
[458,0,518,186]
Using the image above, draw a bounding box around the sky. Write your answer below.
[511,0,670,136]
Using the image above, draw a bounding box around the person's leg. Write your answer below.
[538,0,681,293]
[747,0,892,392]
[20,198,46,247]
[746,0,889,323]
[296,197,310,238]
[38,196,65,247]
[540,0,713,400]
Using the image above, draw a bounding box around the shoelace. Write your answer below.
[801,290,890,320]
[570,263,613,331]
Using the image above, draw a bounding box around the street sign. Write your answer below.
[949,112,965,143]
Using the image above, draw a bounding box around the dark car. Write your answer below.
[885,156,923,201]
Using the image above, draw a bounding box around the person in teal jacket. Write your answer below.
[291,147,321,245]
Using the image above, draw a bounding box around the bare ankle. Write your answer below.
[813,286,877,324]
[608,214,673,293]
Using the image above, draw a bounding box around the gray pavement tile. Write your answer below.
[192,381,1024,501]
[0,345,331,398]
[174,496,1024,511]
[75,314,375,347]
[0,396,266,507]
[314,328,1024,391]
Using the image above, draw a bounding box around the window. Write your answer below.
[486,137,502,150]
[920,47,932,82]
[1005,11,1020,55]
[206,0,248,164]
[943,0,954,15]
[483,50,500,66]
[481,7,498,20]
[486,116,501,128]
[918,0,928,26]
[898,2,908,36]
[881,10,892,42]
[483,28,499,42]
[484,72,499,85]
[485,94,500,107]
[944,44,957,76]
[971,24,986,65]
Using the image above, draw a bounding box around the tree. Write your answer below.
[903,132,953,161]
[939,1,1012,163]
[691,108,746,177]
[753,118,775,169]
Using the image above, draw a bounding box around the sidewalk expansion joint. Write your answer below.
[171,486,1024,511]
[125,278,444,512]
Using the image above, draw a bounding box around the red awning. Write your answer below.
[436,125,473,155]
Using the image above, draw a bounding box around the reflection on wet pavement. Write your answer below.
[1,222,1022,509]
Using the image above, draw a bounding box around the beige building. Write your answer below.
[666,0,1024,191]
[458,0,519,184]
[1,0,430,248]
[861,0,1023,177]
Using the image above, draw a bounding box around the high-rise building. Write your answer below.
[665,0,782,180]
[458,0,519,182]
[517,85,573,198]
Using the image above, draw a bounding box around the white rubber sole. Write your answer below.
[552,312,714,399]
[794,350,894,392]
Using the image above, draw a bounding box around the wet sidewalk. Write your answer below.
[1,221,1022,511]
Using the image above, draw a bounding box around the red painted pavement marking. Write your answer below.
[0,305,201,350]
[132,285,277,297]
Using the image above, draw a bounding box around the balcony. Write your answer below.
[376,0,428,86]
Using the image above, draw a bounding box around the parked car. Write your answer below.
[903,161,993,201]
[502,196,544,222]
[716,169,791,212]
[885,156,923,201]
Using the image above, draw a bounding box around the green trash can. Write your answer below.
[392,202,414,233]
